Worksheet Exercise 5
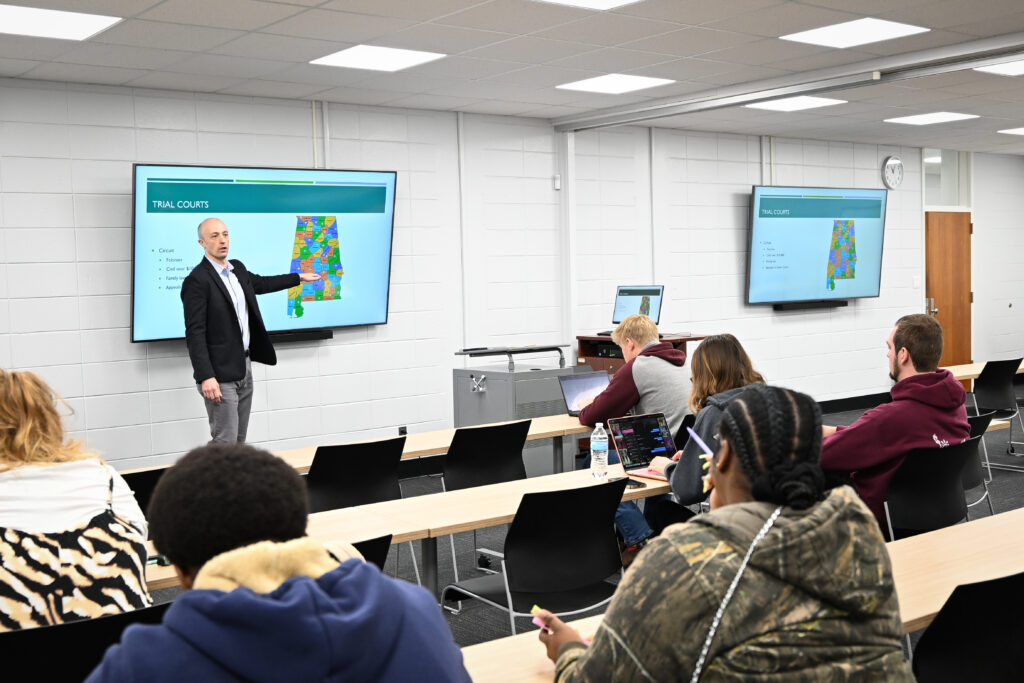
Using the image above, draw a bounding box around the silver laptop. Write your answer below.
[558,372,610,417]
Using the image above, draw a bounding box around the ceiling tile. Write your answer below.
[384,93,482,110]
[436,0,588,34]
[0,58,39,78]
[546,47,675,72]
[464,36,590,63]
[216,79,331,98]
[878,0,1024,29]
[403,56,525,80]
[519,103,591,118]
[533,13,682,47]
[261,9,415,42]
[611,0,786,26]
[766,48,877,72]
[944,12,1024,37]
[456,98,541,115]
[852,29,980,57]
[701,38,833,67]
[23,62,147,86]
[619,27,761,58]
[140,0,306,31]
[319,0,487,22]
[14,0,163,16]
[798,0,940,13]
[314,85,407,106]
[693,64,790,86]
[628,58,738,81]
[706,3,862,38]
[126,71,247,92]
[265,63,369,87]
[166,54,291,80]
[91,19,244,51]
[477,64,601,89]
[212,33,351,62]
[374,23,514,54]
[0,35,79,61]
[51,44,191,71]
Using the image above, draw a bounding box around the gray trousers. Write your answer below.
[199,358,253,444]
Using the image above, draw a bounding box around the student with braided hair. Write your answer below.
[535,384,912,682]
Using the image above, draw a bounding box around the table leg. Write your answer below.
[552,436,563,474]
[422,536,438,599]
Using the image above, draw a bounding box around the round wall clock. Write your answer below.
[882,155,904,189]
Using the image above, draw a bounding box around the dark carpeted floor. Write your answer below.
[152,402,1024,652]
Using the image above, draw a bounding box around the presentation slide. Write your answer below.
[612,286,664,323]
[747,186,887,304]
[132,165,396,342]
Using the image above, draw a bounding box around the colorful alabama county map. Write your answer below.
[287,215,343,318]
[826,219,856,291]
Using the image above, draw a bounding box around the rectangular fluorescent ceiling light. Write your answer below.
[557,74,674,94]
[974,59,1024,76]
[998,127,1024,135]
[923,156,942,163]
[0,3,121,40]
[311,45,445,72]
[781,18,928,49]
[884,112,978,125]
[534,0,642,8]
[746,96,846,112]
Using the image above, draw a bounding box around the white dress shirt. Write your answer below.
[206,255,250,352]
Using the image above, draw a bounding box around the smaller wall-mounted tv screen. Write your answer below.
[746,185,888,305]
[131,164,396,342]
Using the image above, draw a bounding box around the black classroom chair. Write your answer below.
[964,411,996,515]
[913,570,1024,682]
[352,534,392,572]
[121,468,166,516]
[971,358,1024,455]
[442,420,531,585]
[883,437,977,542]
[305,436,418,582]
[0,602,171,680]
[440,478,628,634]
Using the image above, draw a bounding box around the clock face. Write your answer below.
[882,156,904,189]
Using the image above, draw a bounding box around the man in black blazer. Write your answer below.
[182,217,320,443]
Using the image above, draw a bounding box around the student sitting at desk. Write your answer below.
[0,370,151,631]
[649,334,764,505]
[87,444,470,683]
[577,314,691,564]
[536,385,912,681]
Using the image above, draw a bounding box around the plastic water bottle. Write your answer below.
[591,423,609,479]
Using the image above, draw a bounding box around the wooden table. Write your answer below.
[146,464,668,595]
[125,413,591,477]
[945,361,1024,382]
[460,507,1024,681]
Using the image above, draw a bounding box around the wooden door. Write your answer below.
[925,212,971,389]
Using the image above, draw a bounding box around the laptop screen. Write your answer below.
[607,413,676,469]
[612,285,664,324]
[558,372,610,414]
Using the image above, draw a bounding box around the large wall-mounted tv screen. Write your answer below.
[746,185,887,305]
[131,164,397,342]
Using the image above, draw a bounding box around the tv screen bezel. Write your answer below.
[130,162,397,343]
[745,184,888,306]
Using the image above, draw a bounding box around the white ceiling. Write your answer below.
[4,0,1024,153]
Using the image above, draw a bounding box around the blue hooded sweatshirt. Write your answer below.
[86,551,470,683]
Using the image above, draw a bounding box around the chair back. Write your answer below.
[674,413,696,450]
[442,420,530,491]
[885,437,975,537]
[0,602,171,679]
[973,358,1023,413]
[306,436,406,513]
[966,409,995,438]
[121,468,166,516]
[352,534,392,572]
[504,478,627,594]
[913,570,1024,682]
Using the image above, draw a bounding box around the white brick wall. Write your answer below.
[1,76,1013,470]
[973,152,1024,360]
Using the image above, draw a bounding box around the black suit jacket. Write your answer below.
[181,258,299,383]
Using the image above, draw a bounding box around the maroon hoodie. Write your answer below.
[578,341,690,437]
[820,369,970,529]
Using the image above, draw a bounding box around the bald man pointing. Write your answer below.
[182,218,320,444]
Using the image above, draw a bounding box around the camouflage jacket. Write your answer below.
[554,486,913,682]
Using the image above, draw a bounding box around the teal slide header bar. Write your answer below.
[758,196,882,218]
[146,181,387,213]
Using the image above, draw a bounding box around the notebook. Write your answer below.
[558,372,611,417]
[607,412,676,481]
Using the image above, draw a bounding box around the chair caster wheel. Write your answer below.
[477,554,492,569]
